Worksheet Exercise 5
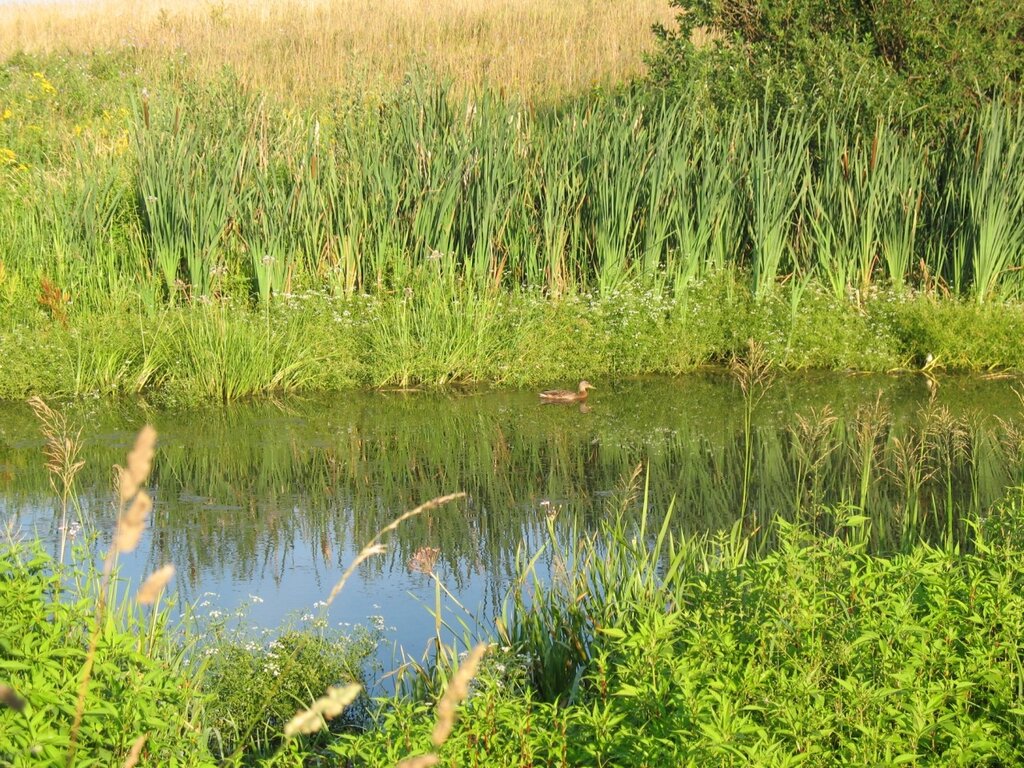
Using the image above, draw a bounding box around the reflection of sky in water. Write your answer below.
[5,491,553,670]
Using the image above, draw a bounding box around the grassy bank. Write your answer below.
[5,274,1024,401]
[4,416,1024,765]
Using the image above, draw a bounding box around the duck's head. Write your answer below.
[579,380,595,392]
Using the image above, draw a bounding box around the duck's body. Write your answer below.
[539,380,594,402]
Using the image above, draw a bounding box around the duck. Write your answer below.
[539,380,595,403]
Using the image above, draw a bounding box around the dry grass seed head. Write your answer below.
[114,490,153,554]
[121,733,148,768]
[792,406,840,468]
[136,564,176,605]
[396,756,441,768]
[325,493,465,607]
[283,683,362,737]
[27,396,85,489]
[730,339,774,401]
[0,684,26,712]
[325,543,386,607]
[432,642,488,747]
[120,425,157,501]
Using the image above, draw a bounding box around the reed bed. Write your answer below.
[5,64,1024,312]
[119,88,1024,302]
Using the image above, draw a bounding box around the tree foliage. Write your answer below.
[648,0,1024,127]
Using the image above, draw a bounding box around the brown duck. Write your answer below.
[539,380,595,403]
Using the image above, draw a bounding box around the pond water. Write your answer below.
[2,373,1024,657]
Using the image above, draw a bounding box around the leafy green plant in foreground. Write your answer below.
[0,542,209,766]
[338,486,1024,766]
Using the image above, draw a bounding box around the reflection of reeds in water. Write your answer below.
[7,386,1024,589]
[17,400,483,762]
[731,340,774,520]
[789,406,839,512]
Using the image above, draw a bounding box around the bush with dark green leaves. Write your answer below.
[648,0,1024,129]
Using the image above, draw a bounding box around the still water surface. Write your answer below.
[2,374,1023,654]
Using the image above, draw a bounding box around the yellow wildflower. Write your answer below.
[32,72,57,95]
[0,148,15,165]
[0,108,11,121]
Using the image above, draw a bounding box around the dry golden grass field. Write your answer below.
[0,0,678,100]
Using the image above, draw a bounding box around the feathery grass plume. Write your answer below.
[113,425,158,555]
[730,338,775,402]
[0,683,26,712]
[69,425,161,765]
[136,564,175,605]
[432,642,488,746]
[283,683,361,737]
[121,733,148,768]
[120,424,157,501]
[732,340,775,519]
[325,544,385,607]
[26,397,85,484]
[114,491,153,555]
[241,493,466,761]
[26,396,85,563]
[325,493,465,606]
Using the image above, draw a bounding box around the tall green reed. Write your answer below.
[135,92,248,300]
[744,109,809,298]
[954,101,1024,302]
[7,79,1005,310]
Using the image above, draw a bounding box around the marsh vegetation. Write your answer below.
[3,0,1024,763]
[0,0,1023,397]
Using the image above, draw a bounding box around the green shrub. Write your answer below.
[648,0,1024,129]
[200,625,380,759]
[0,544,210,766]
[328,490,1024,765]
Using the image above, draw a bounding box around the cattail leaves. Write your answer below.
[129,85,1024,305]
